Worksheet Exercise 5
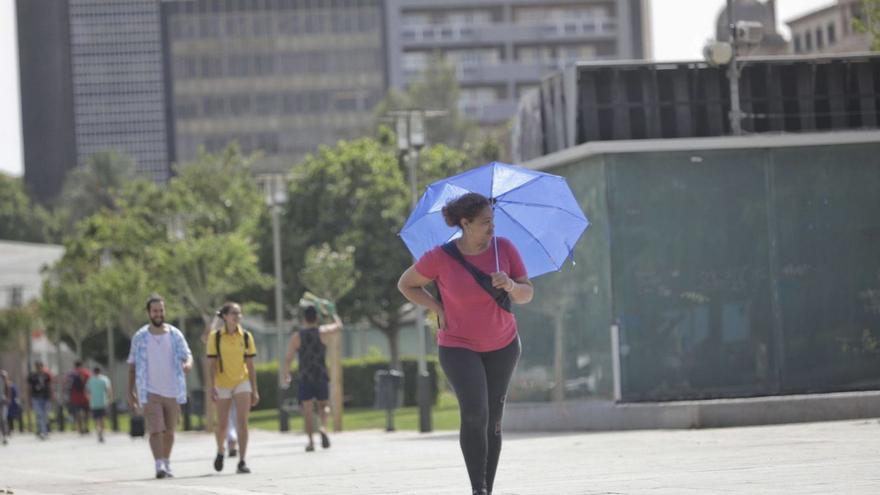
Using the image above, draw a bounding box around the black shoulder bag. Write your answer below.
[441,241,512,313]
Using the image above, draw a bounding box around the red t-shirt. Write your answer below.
[415,237,527,352]
[69,368,91,407]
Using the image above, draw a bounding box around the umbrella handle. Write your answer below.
[494,235,499,273]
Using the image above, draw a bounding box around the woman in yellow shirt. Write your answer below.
[206,302,259,474]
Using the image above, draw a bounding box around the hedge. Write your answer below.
[251,356,440,411]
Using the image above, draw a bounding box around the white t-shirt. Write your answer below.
[145,331,178,398]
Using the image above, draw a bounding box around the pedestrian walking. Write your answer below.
[206,302,258,474]
[6,379,21,434]
[65,361,91,434]
[86,366,113,443]
[127,295,193,479]
[398,192,534,495]
[0,369,9,445]
[283,304,342,452]
[26,360,54,440]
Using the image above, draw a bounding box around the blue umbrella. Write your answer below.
[400,161,590,278]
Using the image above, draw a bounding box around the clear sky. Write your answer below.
[0,0,837,177]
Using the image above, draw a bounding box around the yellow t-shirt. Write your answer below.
[206,326,257,389]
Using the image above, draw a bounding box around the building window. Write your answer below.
[827,23,836,45]
[816,27,824,49]
[805,31,813,51]
[793,34,801,53]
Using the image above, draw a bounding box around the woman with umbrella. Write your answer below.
[398,192,533,495]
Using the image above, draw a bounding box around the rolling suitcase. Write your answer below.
[129,414,145,438]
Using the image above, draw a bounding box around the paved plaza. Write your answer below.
[1,419,879,494]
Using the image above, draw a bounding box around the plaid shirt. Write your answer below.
[127,324,192,405]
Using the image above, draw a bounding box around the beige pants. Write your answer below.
[144,393,179,434]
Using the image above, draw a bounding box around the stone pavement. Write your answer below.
[1,419,879,494]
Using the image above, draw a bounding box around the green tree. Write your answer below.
[276,137,471,366]
[299,243,359,303]
[163,145,271,327]
[55,151,137,233]
[854,0,880,51]
[374,56,476,149]
[0,173,56,242]
[0,302,39,353]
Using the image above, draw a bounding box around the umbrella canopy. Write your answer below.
[399,161,590,278]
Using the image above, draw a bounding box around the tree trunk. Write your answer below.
[385,321,401,370]
[327,331,343,432]
[199,313,215,432]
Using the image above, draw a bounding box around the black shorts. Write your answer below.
[91,408,106,419]
[298,380,329,402]
[68,404,88,415]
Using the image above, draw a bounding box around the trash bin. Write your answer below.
[374,369,404,432]
[374,369,404,410]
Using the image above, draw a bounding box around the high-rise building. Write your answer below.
[384,0,652,125]
[18,0,172,203]
[714,0,787,56]
[161,0,387,172]
[787,0,873,55]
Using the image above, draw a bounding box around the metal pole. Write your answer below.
[610,324,622,402]
[271,189,289,432]
[409,144,432,433]
[727,0,743,135]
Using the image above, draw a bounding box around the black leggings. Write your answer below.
[439,337,521,494]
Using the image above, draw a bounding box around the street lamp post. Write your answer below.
[260,174,289,432]
[396,110,432,433]
[727,0,743,136]
[99,248,119,432]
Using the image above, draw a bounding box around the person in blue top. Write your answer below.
[127,294,193,479]
[86,366,113,443]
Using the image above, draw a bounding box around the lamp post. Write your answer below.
[396,110,432,433]
[727,0,743,136]
[98,248,120,431]
[259,174,289,432]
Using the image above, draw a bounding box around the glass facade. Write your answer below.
[69,0,171,181]
[509,141,880,403]
[163,0,386,170]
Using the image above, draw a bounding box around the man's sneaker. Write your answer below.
[236,460,250,474]
[228,443,237,457]
[213,453,224,472]
[320,431,330,449]
[305,443,315,452]
[98,433,104,443]
[156,470,168,479]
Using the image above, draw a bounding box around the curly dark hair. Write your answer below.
[441,192,491,228]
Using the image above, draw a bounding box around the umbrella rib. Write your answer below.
[494,204,560,272]
[492,174,542,199]
[495,199,587,222]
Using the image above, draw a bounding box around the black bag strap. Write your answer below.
[441,242,512,313]
[216,330,223,373]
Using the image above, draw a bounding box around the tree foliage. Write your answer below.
[55,151,137,234]
[299,243,358,303]
[275,137,471,365]
[853,0,880,51]
[0,173,56,242]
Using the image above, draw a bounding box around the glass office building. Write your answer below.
[161,0,387,172]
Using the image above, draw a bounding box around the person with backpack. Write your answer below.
[127,295,194,479]
[206,301,258,474]
[397,192,534,495]
[283,304,343,452]
[26,360,54,440]
[66,361,91,434]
